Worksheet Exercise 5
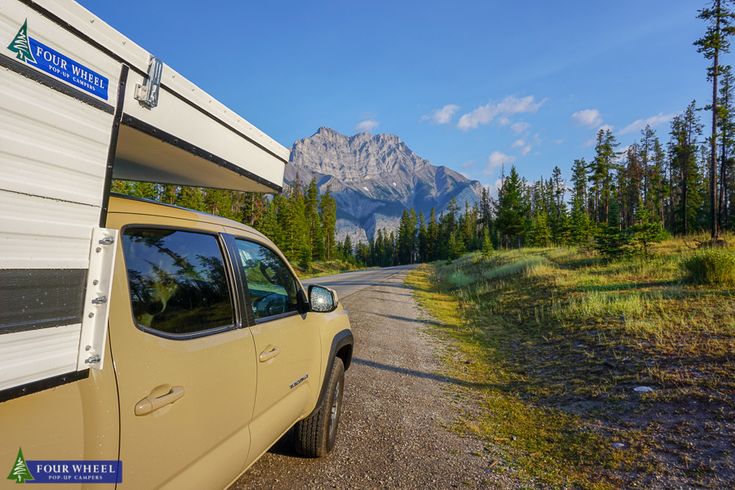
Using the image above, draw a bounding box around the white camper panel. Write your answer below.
[0,1,120,393]
[0,0,288,398]
[30,0,289,192]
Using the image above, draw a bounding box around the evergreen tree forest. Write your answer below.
[113,98,734,267]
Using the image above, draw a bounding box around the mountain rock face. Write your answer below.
[285,127,483,243]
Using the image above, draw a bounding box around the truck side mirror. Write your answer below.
[308,285,338,313]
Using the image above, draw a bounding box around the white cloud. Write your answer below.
[571,108,603,127]
[423,104,460,124]
[355,119,379,132]
[511,122,530,134]
[485,151,516,174]
[457,95,545,131]
[498,116,511,126]
[512,138,532,156]
[619,113,675,135]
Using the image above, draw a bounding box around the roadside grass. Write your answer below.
[406,236,735,488]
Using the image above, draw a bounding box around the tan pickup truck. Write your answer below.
[2,195,354,488]
[1,1,355,486]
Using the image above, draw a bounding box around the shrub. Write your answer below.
[682,249,735,286]
[446,269,476,289]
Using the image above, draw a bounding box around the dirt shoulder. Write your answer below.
[234,269,513,489]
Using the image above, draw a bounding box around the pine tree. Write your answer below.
[549,166,570,243]
[427,208,439,260]
[528,211,552,247]
[695,0,735,238]
[569,158,593,243]
[7,20,36,64]
[595,197,633,259]
[177,186,205,211]
[669,102,705,234]
[495,166,528,247]
[305,179,325,260]
[417,212,429,262]
[397,209,413,264]
[319,187,337,260]
[6,448,34,484]
[342,234,353,258]
[479,186,494,231]
[481,226,494,257]
[622,144,645,228]
[630,202,668,256]
[589,129,619,224]
[718,65,735,229]
[447,232,463,261]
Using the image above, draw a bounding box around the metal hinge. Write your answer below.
[84,354,101,365]
[135,56,163,109]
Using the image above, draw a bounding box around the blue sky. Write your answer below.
[79,0,717,188]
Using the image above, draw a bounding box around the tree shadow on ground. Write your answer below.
[352,357,501,390]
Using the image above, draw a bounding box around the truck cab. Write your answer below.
[2,195,353,489]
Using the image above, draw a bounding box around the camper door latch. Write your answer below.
[135,56,163,109]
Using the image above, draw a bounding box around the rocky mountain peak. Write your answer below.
[286,128,483,243]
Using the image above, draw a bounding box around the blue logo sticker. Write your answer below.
[6,449,123,485]
[25,460,123,484]
[7,19,109,100]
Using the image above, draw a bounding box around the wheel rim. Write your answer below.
[328,378,342,443]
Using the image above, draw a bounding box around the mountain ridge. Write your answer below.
[285,127,483,242]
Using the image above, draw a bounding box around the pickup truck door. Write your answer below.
[227,235,321,461]
[107,220,257,490]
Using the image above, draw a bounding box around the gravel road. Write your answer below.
[233,266,512,489]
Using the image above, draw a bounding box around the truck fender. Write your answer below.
[309,329,353,417]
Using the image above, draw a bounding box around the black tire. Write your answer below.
[294,357,345,457]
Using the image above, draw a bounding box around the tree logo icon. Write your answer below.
[6,448,34,484]
[7,19,36,64]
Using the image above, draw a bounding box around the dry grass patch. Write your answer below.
[407,236,735,488]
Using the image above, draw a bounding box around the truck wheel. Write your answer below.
[294,357,345,457]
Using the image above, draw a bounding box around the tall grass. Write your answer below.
[682,249,735,286]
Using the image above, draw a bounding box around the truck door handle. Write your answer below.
[135,385,185,416]
[259,345,280,362]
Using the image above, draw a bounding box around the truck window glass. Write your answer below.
[235,240,299,320]
[122,228,234,335]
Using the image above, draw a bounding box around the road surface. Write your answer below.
[301,265,415,298]
[233,266,513,489]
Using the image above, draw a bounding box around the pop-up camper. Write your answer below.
[0,0,289,398]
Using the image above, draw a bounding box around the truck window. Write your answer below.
[122,228,234,336]
[234,240,299,321]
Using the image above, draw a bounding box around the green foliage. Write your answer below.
[629,205,668,256]
[683,248,735,285]
[496,166,528,247]
[481,227,494,257]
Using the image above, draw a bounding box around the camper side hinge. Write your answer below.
[78,227,118,371]
[135,56,163,109]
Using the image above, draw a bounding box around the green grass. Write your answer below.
[406,235,735,488]
[683,248,735,286]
